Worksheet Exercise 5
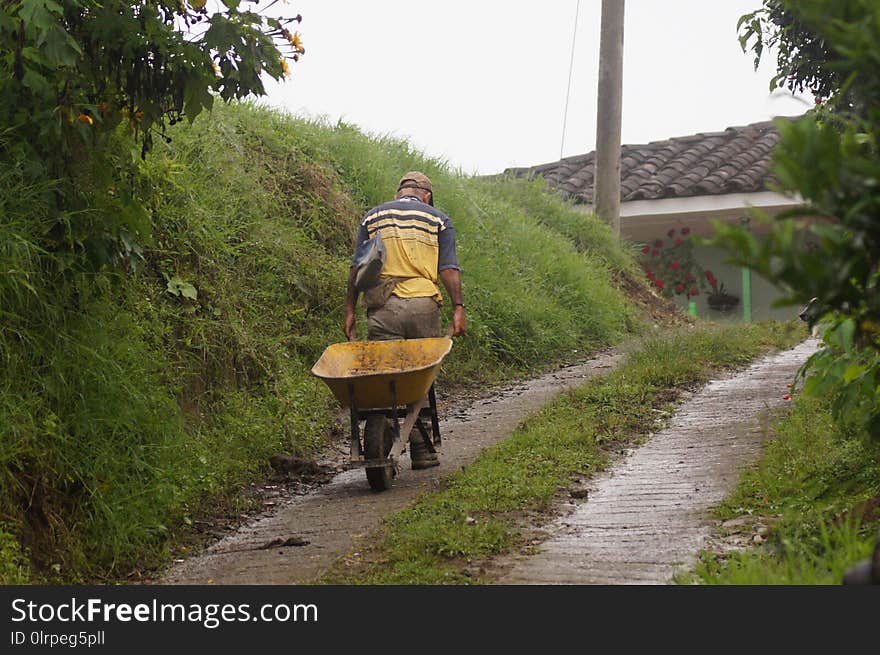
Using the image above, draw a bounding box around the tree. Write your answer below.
[713,0,880,437]
[0,1,304,159]
[0,0,304,267]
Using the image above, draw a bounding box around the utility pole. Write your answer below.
[594,0,625,237]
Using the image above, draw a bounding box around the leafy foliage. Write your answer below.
[0,0,304,273]
[0,0,303,159]
[713,0,880,438]
[738,0,838,104]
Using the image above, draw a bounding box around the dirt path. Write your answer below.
[161,349,625,584]
[493,338,820,585]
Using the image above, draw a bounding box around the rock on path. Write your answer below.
[495,338,820,585]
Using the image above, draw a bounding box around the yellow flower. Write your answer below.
[212,61,221,77]
[281,57,290,78]
[77,114,93,125]
[290,31,305,54]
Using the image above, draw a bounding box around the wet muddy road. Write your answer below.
[493,338,820,584]
[162,349,625,584]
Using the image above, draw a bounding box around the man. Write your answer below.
[344,171,466,469]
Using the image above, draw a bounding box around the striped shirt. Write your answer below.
[352,196,459,303]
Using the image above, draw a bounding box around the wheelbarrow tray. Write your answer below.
[311,337,452,409]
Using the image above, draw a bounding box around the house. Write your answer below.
[502,118,805,322]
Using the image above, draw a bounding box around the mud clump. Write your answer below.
[268,454,330,481]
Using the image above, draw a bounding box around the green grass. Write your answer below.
[323,320,807,584]
[0,101,647,582]
[679,394,880,585]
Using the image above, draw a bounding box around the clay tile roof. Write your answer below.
[502,118,800,204]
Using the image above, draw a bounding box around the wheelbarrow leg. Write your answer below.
[387,397,429,462]
[390,380,400,445]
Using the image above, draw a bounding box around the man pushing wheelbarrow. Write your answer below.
[312,172,466,490]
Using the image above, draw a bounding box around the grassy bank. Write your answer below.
[323,321,807,585]
[679,394,880,585]
[0,101,645,582]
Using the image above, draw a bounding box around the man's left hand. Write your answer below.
[451,305,467,337]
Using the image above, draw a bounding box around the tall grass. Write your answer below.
[0,101,645,581]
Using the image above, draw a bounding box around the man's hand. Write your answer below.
[344,266,359,341]
[344,308,357,341]
[439,268,466,337]
[451,305,467,337]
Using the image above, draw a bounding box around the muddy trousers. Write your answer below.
[366,296,441,341]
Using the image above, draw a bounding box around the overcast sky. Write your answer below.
[262,0,811,176]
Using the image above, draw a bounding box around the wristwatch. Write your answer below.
[453,302,465,308]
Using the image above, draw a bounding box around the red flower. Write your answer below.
[674,238,683,247]
[783,394,792,400]
[670,261,681,271]
[646,270,655,280]
[654,278,665,289]
[667,229,676,238]
[641,245,650,254]
[681,227,690,236]
[651,249,659,257]
[688,287,699,296]
[654,239,664,248]
[675,283,685,293]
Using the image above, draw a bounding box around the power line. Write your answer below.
[560,0,581,160]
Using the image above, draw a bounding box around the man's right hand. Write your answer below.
[344,309,357,341]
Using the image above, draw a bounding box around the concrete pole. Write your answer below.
[594,0,625,237]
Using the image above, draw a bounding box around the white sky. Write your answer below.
[262,0,811,176]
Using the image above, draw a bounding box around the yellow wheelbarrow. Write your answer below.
[311,337,452,491]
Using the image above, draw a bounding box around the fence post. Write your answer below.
[741,216,752,323]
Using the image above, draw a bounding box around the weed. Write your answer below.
[683,394,880,584]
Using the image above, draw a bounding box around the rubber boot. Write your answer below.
[409,437,439,470]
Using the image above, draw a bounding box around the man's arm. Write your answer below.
[345,221,372,341]
[439,268,466,337]
[344,266,359,341]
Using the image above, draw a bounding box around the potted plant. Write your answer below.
[705,271,739,311]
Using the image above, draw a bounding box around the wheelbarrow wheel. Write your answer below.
[364,415,395,492]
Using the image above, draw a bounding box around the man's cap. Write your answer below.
[397,171,433,204]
